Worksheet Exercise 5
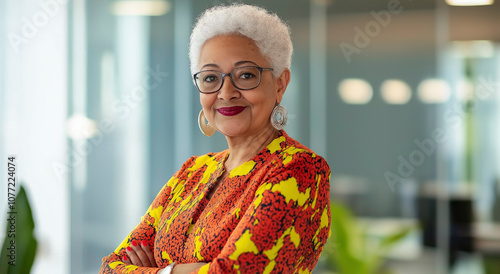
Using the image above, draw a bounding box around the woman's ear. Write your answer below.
[276,68,291,103]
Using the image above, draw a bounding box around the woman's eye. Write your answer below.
[203,75,218,82]
[240,73,256,79]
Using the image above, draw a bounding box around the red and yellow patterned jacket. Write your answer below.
[100,130,331,273]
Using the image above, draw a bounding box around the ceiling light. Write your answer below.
[338,79,373,104]
[67,114,98,140]
[451,40,495,59]
[381,80,412,104]
[417,79,451,103]
[456,80,475,101]
[111,1,170,16]
[445,0,494,6]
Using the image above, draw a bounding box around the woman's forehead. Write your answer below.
[198,35,269,68]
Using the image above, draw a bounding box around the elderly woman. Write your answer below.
[100,4,331,274]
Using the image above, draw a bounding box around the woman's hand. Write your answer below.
[171,262,208,274]
[123,240,157,267]
[122,240,207,273]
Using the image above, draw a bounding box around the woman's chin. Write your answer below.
[216,124,249,137]
[218,129,247,137]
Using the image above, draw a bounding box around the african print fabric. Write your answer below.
[100,130,331,273]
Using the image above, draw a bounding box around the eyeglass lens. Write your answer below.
[195,66,262,93]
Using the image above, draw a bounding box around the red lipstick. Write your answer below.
[217,106,246,116]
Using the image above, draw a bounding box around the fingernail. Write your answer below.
[132,240,137,247]
[122,255,127,261]
[142,240,147,246]
[127,246,132,251]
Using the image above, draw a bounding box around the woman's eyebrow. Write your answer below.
[201,63,220,69]
[235,60,258,66]
[200,60,258,70]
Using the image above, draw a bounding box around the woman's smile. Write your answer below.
[217,106,246,116]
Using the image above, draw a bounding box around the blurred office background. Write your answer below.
[1,0,500,273]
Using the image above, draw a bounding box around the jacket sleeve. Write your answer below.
[192,153,331,274]
[99,157,196,274]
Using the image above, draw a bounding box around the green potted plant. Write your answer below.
[321,202,415,274]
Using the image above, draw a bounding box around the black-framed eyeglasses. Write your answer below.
[193,66,273,94]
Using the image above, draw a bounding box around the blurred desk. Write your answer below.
[473,223,500,253]
[357,218,500,255]
[353,218,500,274]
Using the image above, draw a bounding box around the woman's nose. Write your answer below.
[218,75,240,100]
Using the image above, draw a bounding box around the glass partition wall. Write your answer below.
[1,1,499,273]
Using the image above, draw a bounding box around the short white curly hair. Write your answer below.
[189,4,293,78]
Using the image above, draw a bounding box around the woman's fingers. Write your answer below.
[126,246,143,266]
[123,240,157,267]
[128,240,153,267]
[141,240,157,267]
[122,254,131,265]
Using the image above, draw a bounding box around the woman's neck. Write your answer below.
[224,126,278,171]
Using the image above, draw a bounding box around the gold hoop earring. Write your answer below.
[198,109,215,136]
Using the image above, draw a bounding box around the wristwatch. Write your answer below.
[161,262,176,274]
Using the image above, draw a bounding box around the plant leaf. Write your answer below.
[328,202,370,274]
[0,184,38,274]
[366,224,416,272]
